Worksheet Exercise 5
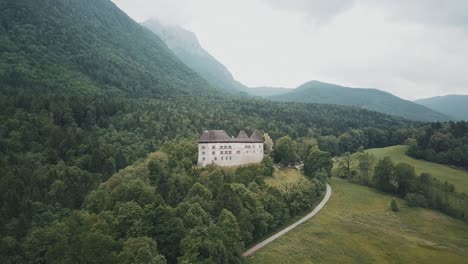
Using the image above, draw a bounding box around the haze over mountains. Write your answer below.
[142,20,455,122]
[142,19,248,95]
[415,95,468,121]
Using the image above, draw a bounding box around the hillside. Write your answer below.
[269,81,450,122]
[247,178,468,264]
[366,145,468,194]
[142,19,248,95]
[415,95,468,121]
[0,0,222,98]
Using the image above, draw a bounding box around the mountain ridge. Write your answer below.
[142,19,249,95]
[268,80,451,122]
[415,94,468,121]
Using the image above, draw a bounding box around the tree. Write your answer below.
[390,199,400,212]
[299,138,318,161]
[261,156,274,177]
[118,237,166,264]
[263,133,274,155]
[335,152,355,179]
[303,149,333,179]
[318,135,338,156]
[373,157,396,193]
[147,152,172,202]
[394,163,416,198]
[178,225,228,264]
[273,136,298,166]
[217,209,243,264]
[357,152,374,185]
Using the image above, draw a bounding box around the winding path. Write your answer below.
[243,183,332,257]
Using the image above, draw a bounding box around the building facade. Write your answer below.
[198,130,264,167]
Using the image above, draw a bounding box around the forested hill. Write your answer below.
[0,0,219,98]
[269,81,451,122]
[143,19,249,95]
[0,0,418,262]
[415,95,468,121]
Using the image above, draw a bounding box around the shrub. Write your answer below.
[405,193,428,208]
[390,199,400,212]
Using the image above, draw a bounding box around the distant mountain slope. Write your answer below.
[0,0,219,98]
[415,95,468,121]
[247,87,292,97]
[269,81,450,122]
[143,19,248,94]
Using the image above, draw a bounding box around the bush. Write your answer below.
[405,193,428,208]
[390,199,400,212]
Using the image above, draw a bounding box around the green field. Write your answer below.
[246,178,468,264]
[366,145,468,194]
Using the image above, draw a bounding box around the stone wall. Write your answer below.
[198,142,264,167]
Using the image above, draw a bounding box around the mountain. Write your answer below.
[247,86,292,97]
[269,81,451,122]
[142,19,248,94]
[415,95,468,121]
[0,0,219,98]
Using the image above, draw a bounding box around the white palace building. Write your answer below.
[197,130,264,167]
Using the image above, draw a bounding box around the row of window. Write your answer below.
[202,150,263,155]
[201,145,262,150]
[202,156,233,161]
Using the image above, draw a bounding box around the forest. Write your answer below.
[407,121,468,168]
[1,139,330,263]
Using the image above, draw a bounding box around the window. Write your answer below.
[203,157,205,161]
[202,146,206,150]
[230,157,232,160]
[215,157,217,161]
[202,151,205,155]
[221,151,224,154]
[237,151,240,154]
[212,146,215,149]
[212,151,215,155]
[229,146,232,149]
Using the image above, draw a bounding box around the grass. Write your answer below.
[265,168,306,188]
[366,145,468,194]
[246,178,468,264]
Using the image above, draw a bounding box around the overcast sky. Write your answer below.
[112,0,468,100]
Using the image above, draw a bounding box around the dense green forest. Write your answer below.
[407,122,468,168]
[268,81,450,122]
[1,139,329,263]
[0,0,425,263]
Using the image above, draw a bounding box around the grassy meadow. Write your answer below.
[366,145,468,194]
[246,178,468,264]
[265,168,306,188]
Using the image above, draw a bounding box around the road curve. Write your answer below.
[243,183,332,257]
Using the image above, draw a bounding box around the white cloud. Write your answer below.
[112,0,468,99]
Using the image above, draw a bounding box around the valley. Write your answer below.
[246,178,468,264]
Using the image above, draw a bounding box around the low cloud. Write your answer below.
[113,0,468,99]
